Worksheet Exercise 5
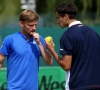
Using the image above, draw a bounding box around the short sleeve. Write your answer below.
[39,36,46,56]
[0,36,12,56]
[59,33,73,55]
[40,36,46,48]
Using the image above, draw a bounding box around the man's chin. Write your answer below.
[30,31,34,35]
[61,26,65,28]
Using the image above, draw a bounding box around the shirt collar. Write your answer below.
[69,21,82,28]
[18,32,33,42]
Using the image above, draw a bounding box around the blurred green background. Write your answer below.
[0,0,100,67]
[0,0,100,90]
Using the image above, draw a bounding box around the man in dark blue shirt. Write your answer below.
[0,9,53,90]
[45,2,100,90]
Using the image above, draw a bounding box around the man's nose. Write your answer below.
[57,20,59,24]
[32,25,36,30]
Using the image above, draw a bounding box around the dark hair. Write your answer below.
[55,2,78,19]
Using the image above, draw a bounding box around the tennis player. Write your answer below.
[0,9,53,90]
[45,2,100,90]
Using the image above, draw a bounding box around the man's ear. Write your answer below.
[65,14,69,20]
[19,21,23,27]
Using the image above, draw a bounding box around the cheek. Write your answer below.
[25,26,31,30]
[24,27,30,33]
[57,19,62,24]
[57,19,59,24]
[62,18,66,24]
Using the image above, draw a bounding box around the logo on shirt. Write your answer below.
[78,25,83,27]
[33,41,36,44]
[60,49,63,51]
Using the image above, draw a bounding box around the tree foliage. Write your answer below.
[36,0,100,26]
[0,0,100,26]
[0,0,21,25]
[36,0,100,16]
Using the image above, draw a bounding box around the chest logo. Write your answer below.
[33,41,36,44]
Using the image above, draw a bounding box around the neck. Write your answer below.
[21,30,31,40]
[68,19,77,26]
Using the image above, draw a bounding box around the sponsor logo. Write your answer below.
[33,41,36,44]
[78,25,83,27]
[60,49,63,51]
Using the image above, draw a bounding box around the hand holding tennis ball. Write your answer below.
[45,36,55,46]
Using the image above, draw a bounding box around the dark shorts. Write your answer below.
[80,88,100,90]
[71,88,100,90]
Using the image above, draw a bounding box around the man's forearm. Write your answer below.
[38,42,53,65]
[49,49,63,66]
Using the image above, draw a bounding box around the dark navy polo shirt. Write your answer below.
[60,24,100,89]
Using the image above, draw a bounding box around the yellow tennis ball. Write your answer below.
[45,36,55,46]
[45,36,51,43]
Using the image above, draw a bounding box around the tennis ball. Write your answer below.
[45,36,51,43]
[45,36,55,46]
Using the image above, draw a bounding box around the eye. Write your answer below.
[34,24,37,27]
[28,24,37,27]
[28,25,33,27]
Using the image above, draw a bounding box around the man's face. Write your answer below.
[20,21,38,36]
[56,12,68,28]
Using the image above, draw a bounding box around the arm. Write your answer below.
[0,53,5,68]
[48,48,72,71]
[32,32,53,65]
[38,42,53,65]
[45,39,72,71]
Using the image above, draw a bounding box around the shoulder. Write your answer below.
[40,35,44,41]
[60,26,79,43]
[61,28,73,40]
[3,32,19,43]
[5,32,19,38]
